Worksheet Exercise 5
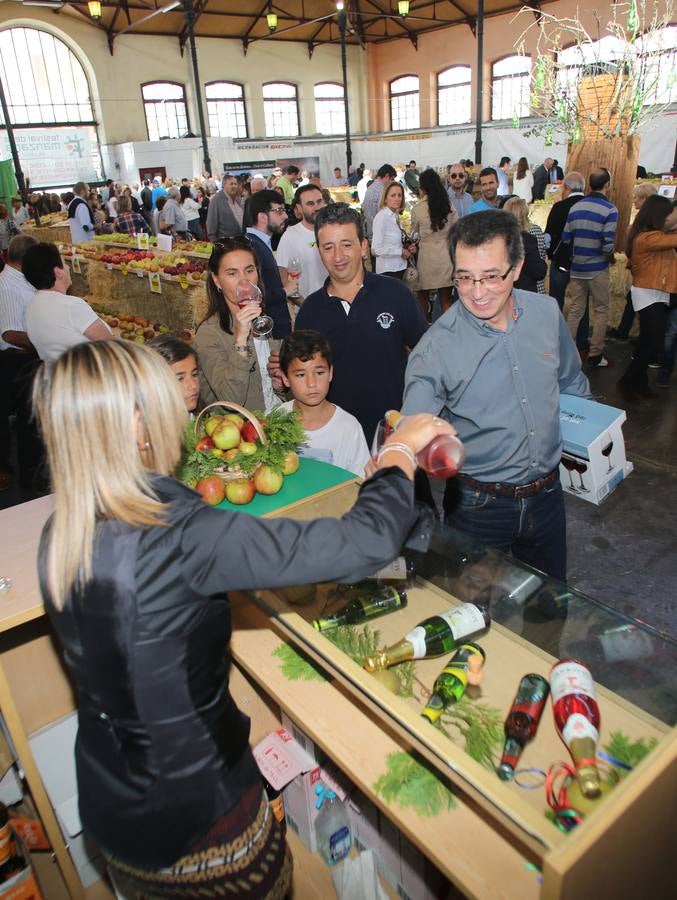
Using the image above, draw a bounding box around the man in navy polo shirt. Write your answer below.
[270,204,427,444]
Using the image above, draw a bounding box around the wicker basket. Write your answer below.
[194,401,266,483]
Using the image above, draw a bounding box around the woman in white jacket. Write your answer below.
[371,182,414,278]
[512,157,534,203]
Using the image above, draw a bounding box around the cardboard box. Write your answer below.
[0,832,43,900]
[27,714,107,889]
[559,395,633,505]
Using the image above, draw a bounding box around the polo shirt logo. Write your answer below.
[376,312,395,329]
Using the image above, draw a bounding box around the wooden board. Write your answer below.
[0,495,54,633]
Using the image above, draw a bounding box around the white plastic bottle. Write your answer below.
[315,784,352,865]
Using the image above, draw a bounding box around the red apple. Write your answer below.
[225,479,256,505]
[240,421,259,444]
[254,465,283,495]
[281,450,300,475]
[238,440,257,456]
[204,415,222,437]
[195,436,215,452]
[224,413,245,431]
[195,475,225,505]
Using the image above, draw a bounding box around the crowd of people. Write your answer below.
[0,149,675,898]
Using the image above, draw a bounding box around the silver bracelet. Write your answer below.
[376,442,418,470]
[234,342,250,354]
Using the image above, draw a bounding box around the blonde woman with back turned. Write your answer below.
[34,339,454,898]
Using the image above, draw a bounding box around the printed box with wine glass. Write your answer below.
[558,395,633,505]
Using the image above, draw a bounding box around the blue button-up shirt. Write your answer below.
[402,289,591,484]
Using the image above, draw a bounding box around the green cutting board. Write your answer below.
[216,457,357,517]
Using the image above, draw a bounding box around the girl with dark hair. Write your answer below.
[617,195,677,401]
[193,236,282,410]
[149,335,201,414]
[411,168,458,319]
[512,157,533,203]
[180,185,202,239]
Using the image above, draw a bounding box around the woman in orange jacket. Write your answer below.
[617,196,677,402]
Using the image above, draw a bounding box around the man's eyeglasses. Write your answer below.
[449,173,465,179]
[268,206,287,215]
[453,265,514,290]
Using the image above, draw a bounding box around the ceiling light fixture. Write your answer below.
[398,0,410,17]
[160,1,182,13]
[266,3,278,32]
[22,1,64,8]
[336,1,345,10]
[87,0,102,20]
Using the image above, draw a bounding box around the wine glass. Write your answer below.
[560,455,580,493]
[287,256,302,299]
[236,281,273,339]
[601,435,614,473]
[573,459,590,492]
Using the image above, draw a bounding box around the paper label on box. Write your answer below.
[253,729,317,791]
[71,256,81,274]
[136,233,149,251]
[149,272,162,294]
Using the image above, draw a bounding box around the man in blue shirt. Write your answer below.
[562,169,618,367]
[270,204,428,444]
[244,190,291,339]
[402,210,591,580]
[447,163,474,219]
[467,168,500,214]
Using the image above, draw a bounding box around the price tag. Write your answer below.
[149,272,162,294]
[120,263,128,276]
[71,256,82,274]
[136,269,144,278]
[106,263,113,270]
[178,274,189,290]
[136,233,150,251]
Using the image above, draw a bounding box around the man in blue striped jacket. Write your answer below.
[562,169,618,367]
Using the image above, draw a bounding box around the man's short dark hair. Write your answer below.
[449,210,524,268]
[22,241,63,290]
[589,169,611,192]
[284,165,300,176]
[376,164,397,180]
[479,167,498,181]
[499,157,511,167]
[106,179,113,187]
[293,183,323,206]
[247,189,285,226]
[409,160,416,166]
[7,233,37,264]
[279,330,333,374]
[314,203,365,242]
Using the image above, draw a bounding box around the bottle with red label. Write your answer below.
[550,659,602,798]
[497,674,550,781]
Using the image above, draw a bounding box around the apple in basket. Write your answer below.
[212,420,241,451]
[195,436,215,452]
[196,475,225,506]
[254,465,283,496]
[240,421,260,444]
[238,441,257,456]
[224,413,245,431]
[225,479,256,505]
[223,448,240,463]
[204,415,223,437]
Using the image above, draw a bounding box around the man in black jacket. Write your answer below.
[532,157,554,201]
[244,190,292,339]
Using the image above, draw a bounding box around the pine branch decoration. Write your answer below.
[272,643,327,682]
[324,624,382,664]
[604,730,658,777]
[436,698,504,772]
[373,752,456,816]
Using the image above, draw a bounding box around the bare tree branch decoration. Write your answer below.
[513,1,676,142]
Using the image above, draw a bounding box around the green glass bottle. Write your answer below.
[312,585,407,633]
[363,601,490,672]
[421,642,486,723]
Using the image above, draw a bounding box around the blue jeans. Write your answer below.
[659,301,677,385]
[549,266,589,351]
[443,477,567,581]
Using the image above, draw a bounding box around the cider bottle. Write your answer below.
[550,659,602,798]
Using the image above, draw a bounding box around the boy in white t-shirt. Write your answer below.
[278,330,370,477]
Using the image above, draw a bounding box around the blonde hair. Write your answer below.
[503,197,530,232]
[33,340,188,609]
[379,182,405,212]
[632,182,657,201]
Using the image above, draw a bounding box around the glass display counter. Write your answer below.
[249,516,676,894]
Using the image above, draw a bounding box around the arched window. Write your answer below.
[314,82,345,135]
[262,82,300,137]
[390,75,420,131]
[491,55,531,121]
[0,26,102,188]
[205,81,248,138]
[637,25,677,105]
[437,66,471,126]
[142,82,189,141]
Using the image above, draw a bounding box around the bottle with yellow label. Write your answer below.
[421,642,486,723]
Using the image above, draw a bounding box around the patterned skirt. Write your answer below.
[105,784,292,898]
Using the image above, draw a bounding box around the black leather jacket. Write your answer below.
[39,470,431,868]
